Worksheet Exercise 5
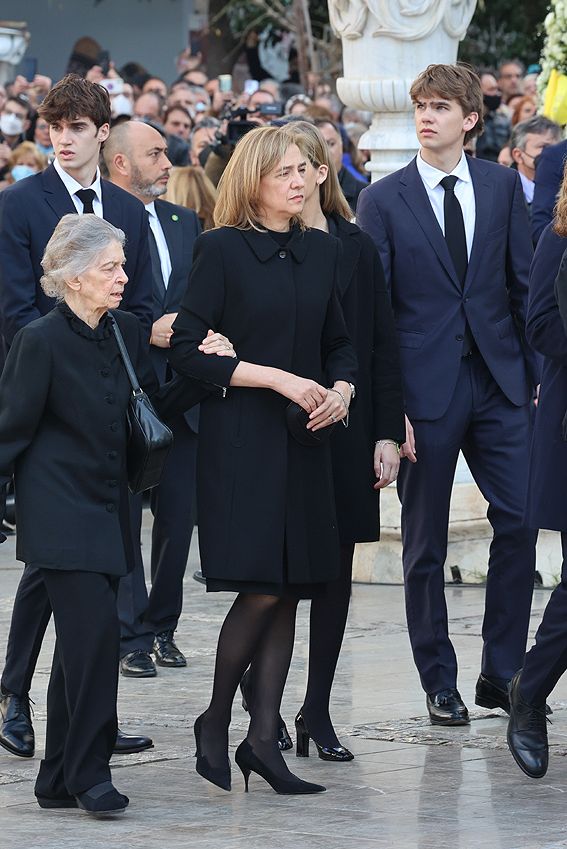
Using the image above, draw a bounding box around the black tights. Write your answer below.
[301,543,354,746]
[200,592,299,779]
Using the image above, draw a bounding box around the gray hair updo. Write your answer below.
[40,213,126,301]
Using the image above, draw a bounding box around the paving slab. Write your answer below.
[1,513,566,849]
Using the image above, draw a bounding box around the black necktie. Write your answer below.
[440,175,468,287]
[75,188,97,214]
[146,211,166,292]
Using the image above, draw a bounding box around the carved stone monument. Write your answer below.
[329,0,477,180]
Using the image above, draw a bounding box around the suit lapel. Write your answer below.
[100,179,121,226]
[399,159,461,291]
[464,158,493,292]
[41,165,77,220]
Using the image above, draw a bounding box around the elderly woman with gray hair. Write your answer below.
[0,214,229,815]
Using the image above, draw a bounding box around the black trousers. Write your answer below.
[521,532,567,704]
[34,569,119,799]
[118,418,197,656]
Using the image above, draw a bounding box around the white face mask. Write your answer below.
[111,94,133,117]
[0,112,24,137]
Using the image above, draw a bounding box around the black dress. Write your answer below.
[169,225,358,597]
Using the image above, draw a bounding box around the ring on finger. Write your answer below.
[330,414,337,423]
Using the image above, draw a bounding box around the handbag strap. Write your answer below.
[109,314,143,396]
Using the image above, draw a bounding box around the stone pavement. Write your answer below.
[1,513,567,849]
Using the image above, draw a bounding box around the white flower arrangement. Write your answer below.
[540,0,567,94]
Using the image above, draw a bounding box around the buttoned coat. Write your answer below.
[327,215,405,543]
[0,305,204,575]
[169,225,357,585]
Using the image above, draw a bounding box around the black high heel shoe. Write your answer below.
[194,714,231,791]
[239,671,293,752]
[295,711,354,762]
[235,739,326,795]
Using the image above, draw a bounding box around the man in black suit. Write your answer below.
[103,120,202,677]
[0,75,153,759]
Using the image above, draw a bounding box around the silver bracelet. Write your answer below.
[375,439,400,454]
[329,387,349,428]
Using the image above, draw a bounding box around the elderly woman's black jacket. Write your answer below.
[0,303,204,575]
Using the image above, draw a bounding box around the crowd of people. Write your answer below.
[0,44,566,816]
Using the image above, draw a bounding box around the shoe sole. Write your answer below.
[112,743,154,755]
[506,726,548,779]
[475,695,509,713]
[429,716,470,726]
[0,737,34,758]
[120,669,157,678]
[153,658,187,668]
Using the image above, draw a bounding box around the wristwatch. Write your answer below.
[348,382,356,400]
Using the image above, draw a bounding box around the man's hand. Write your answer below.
[399,414,417,463]
[150,312,178,348]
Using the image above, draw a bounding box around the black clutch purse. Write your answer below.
[285,401,336,446]
[111,316,173,494]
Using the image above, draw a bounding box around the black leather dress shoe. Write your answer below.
[120,650,157,678]
[507,671,549,779]
[153,630,187,667]
[475,673,510,712]
[113,727,154,755]
[426,688,470,726]
[0,692,34,757]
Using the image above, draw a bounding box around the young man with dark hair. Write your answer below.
[0,73,153,760]
[357,63,537,726]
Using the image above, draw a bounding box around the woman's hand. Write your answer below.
[272,372,328,413]
[151,312,177,348]
[373,441,400,489]
[199,328,237,357]
[307,380,351,432]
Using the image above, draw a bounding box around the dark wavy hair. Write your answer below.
[38,74,111,129]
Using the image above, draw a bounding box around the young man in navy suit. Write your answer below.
[0,75,153,759]
[103,120,206,677]
[357,64,537,726]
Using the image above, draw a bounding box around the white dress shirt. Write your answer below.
[145,201,172,289]
[53,157,103,217]
[518,171,535,205]
[415,151,476,259]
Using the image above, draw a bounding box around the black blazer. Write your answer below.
[0,305,205,575]
[339,166,366,215]
[169,225,357,585]
[149,199,201,432]
[0,164,153,344]
[329,215,405,543]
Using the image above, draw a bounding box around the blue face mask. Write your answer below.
[11,164,37,181]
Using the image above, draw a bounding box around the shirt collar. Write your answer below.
[518,171,534,204]
[145,201,157,219]
[53,157,102,203]
[416,150,471,190]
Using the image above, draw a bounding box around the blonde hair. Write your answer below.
[281,121,352,220]
[214,126,305,231]
[164,166,218,231]
[41,214,125,300]
[9,141,47,172]
[554,164,567,237]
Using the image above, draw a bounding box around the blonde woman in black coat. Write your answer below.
[0,214,228,815]
[169,126,357,795]
[280,121,405,760]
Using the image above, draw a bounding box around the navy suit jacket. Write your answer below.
[149,198,201,432]
[531,140,567,246]
[356,155,535,421]
[525,223,567,531]
[0,163,153,345]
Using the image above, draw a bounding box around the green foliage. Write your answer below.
[458,0,549,69]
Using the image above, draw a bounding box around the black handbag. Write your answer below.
[285,401,337,446]
[110,316,173,494]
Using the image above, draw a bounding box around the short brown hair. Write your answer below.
[38,74,111,129]
[409,63,484,144]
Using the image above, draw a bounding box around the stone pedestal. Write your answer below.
[0,22,29,86]
[328,0,477,180]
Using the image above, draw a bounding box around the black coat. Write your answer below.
[525,223,567,531]
[169,225,357,585]
[328,215,405,543]
[0,305,204,575]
